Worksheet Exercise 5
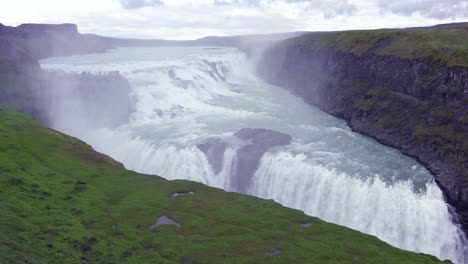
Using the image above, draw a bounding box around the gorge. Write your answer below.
[40,45,467,263]
[1,22,467,263]
[256,24,468,234]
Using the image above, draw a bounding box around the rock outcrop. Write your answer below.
[38,71,135,128]
[233,128,292,192]
[197,139,228,175]
[0,23,116,59]
[197,129,292,193]
[0,24,135,128]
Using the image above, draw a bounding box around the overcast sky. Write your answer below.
[1,0,467,39]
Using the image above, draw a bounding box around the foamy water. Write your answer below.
[41,46,467,263]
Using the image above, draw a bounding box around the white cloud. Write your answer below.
[119,0,164,9]
[0,0,466,39]
[213,0,358,18]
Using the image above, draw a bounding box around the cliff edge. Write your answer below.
[257,23,468,232]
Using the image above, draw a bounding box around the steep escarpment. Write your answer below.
[0,63,134,129]
[0,23,134,128]
[257,24,468,232]
[38,71,135,128]
[0,23,116,59]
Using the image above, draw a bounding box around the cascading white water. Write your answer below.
[250,151,465,260]
[41,46,467,263]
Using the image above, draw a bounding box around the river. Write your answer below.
[41,46,467,263]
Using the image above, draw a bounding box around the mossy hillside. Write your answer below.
[295,27,468,67]
[0,111,447,263]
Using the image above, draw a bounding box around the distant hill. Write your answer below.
[0,23,306,61]
[0,23,116,59]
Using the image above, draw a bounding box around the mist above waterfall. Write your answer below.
[41,46,467,263]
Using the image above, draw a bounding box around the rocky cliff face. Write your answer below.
[16,23,79,34]
[0,24,134,128]
[257,32,468,232]
[0,23,116,59]
[38,71,135,129]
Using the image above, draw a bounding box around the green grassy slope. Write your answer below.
[295,27,468,67]
[0,111,447,263]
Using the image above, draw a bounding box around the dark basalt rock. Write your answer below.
[35,71,135,129]
[232,128,292,193]
[197,139,228,175]
[257,37,468,233]
[198,129,292,192]
[0,23,130,126]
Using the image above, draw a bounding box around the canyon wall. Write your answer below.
[257,26,468,232]
[0,23,134,128]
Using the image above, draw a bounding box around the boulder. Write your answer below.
[232,128,291,192]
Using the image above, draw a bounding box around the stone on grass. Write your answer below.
[149,216,181,230]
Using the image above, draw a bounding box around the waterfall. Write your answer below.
[249,151,467,262]
[41,46,467,263]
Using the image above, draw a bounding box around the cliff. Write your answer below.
[257,23,468,232]
[0,23,134,128]
[0,23,116,59]
[0,23,305,130]
[16,23,79,34]
[37,71,135,128]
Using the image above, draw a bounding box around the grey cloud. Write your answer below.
[120,0,164,9]
[213,0,358,18]
[320,0,357,18]
[378,0,468,19]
